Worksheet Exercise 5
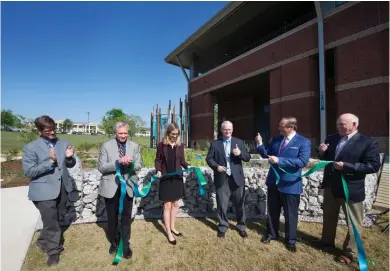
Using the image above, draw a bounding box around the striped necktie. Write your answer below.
[118,143,125,158]
[118,143,125,175]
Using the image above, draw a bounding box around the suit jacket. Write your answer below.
[154,142,188,176]
[257,133,311,195]
[319,132,381,202]
[22,137,76,201]
[98,139,143,198]
[206,137,251,188]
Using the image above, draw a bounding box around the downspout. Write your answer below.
[314,2,327,143]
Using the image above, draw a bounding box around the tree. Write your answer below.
[101,108,145,137]
[1,110,17,128]
[62,119,73,132]
[127,114,146,137]
[15,114,28,128]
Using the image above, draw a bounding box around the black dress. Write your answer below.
[159,145,184,202]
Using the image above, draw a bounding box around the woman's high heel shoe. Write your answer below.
[166,232,177,245]
[172,231,183,237]
[167,236,177,245]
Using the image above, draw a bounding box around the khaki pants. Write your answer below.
[321,188,364,257]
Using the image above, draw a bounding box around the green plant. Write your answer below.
[141,148,156,168]
[5,149,19,161]
[184,149,208,167]
[78,142,95,152]
[19,130,38,144]
[88,160,97,167]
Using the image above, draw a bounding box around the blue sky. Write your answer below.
[1,1,227,125]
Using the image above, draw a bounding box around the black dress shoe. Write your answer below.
[286,244,297,252]
[172,231,183,237]
[47,253,59,266]
[217,231,225,239]
[168,238,177,245]
[261,237,274,244]
[109,243,118,255]
[123,248,133,259]
[238,231,248,239]
[312,240,335,251]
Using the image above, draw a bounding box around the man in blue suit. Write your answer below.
[256,116,311,252]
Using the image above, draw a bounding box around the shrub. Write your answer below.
[19,130,38,144]
[141,148,156,168]
[5,149,19,161]
[78,142,95,152]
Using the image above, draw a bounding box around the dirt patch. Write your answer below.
[1,160,29,188]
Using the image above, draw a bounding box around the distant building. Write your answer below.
[135,131,151,137]
[55,120,104,134]
[135,128,151,137]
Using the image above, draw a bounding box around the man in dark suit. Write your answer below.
[206,120,251,238]
[22,115,76,266]
[256,117,311,252]
[317,113,380,265]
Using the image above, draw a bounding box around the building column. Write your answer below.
[189,92,214,148]
[270,57,320,147]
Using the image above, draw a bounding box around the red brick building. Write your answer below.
[165,1,389,153]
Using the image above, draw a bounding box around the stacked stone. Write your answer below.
[58,157,83,225]
[39,159,379,230]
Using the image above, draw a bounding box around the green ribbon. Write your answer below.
[111,164,207,265]
[112,162,134,265]
[269,160,373,270]
[133,167,207,198]
[270,161,331,185]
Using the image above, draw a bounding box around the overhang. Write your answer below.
[164,1,315,72]
[164,1,245,69]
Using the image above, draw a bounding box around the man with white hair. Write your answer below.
[98,122,143,259]
[317,113,381,265]
[206,121,251,239]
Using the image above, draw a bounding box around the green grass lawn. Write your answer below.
[1,132,151,154]
[22,216,389,271]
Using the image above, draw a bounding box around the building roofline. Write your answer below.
[164,1,245,66]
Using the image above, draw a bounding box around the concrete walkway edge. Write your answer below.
[1,186,40,271]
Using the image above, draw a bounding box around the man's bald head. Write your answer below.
[336,113,359,136]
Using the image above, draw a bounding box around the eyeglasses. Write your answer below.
[43,129,56,134]
[170,132,179,136]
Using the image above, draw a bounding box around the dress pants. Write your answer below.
[267,186,300,245]
[33,182,67,256]
[216,175,246,233]
[104,185,133,249]
[321,188,364,257]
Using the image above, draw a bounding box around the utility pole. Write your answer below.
[87,112,90,134]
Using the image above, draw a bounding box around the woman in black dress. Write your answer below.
[155,123,188,245]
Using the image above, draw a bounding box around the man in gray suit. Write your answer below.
[22,115,76,266]
[98,122,143,259]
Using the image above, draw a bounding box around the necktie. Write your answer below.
[279,137,289,154]
[118,143,124,158]
[225,140,231,176]
[335,136,348,158]
[224,140,230,156]
[118,143,125,175]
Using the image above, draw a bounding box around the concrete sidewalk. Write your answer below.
[1,186,40,271]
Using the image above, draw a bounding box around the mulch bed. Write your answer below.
[1,157,97,188]
[1,160,30,188]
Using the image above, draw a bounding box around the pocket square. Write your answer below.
[289,146,298,149]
